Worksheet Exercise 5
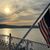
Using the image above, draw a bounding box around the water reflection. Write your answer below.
[3,28,11,35]
[0,28,46,44]
[0,28,28,38]
[4,36,9,43]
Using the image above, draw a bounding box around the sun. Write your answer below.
[4,7,11,15]
[5,8,10,13]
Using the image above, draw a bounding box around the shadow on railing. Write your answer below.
[0,33,50,50]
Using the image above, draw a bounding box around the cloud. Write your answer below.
[0,0,50,25]
[0,13,6,22]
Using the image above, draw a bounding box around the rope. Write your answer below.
[15,3,50,50]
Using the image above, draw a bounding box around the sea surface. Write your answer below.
[0,28,46,44]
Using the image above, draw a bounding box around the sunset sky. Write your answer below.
[0,0,50,25]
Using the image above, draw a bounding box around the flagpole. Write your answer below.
[15,3,50,50]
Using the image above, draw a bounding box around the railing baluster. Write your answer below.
[9,33,11,50]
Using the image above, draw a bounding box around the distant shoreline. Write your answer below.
[0,24,38,28]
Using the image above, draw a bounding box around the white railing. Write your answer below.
[0,34,50,50]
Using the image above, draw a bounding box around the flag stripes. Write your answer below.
[41,18,48,37]
[38,17,49,44]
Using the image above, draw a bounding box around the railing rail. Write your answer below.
[0,34,50,50]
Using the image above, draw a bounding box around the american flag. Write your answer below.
[38,9,50,45]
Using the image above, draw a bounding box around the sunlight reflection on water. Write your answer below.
[0,28,46,44]
[3,28,11,35]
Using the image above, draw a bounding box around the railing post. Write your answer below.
[9,33,11,50]
[26,40,29,50]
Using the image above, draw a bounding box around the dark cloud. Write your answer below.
[0,13,6,22]
[0,17,6,22]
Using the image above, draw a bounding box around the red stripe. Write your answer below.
[48,42,50,44]
[41,18,49,37]
[48,28,50,38]
[43,18,50,38]
[43,18,49,33]
[43,17,50,38]
[39,21,48,43]
[43,18,48,30]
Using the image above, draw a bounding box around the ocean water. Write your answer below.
[0,28,50,50]
[0,28,46,44]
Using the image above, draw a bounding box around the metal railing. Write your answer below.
[0,34,50,50]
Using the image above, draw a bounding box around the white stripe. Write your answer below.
[39,21,48,41]
[41,18,48,35]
